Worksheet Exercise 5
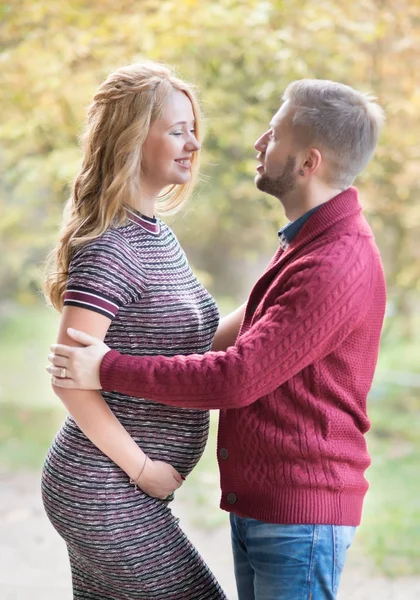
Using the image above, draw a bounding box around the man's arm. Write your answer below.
[99,246,374,409]
[51,239,377,410]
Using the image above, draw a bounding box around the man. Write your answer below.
[49,79,386,599]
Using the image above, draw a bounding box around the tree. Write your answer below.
[1,0,419,334]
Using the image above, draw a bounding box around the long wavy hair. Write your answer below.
[44,62,202,311]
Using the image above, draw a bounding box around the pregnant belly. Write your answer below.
[48,400,210,477]
[42,404,209,539]
[107,395,210,475]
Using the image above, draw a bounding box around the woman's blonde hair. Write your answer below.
[44,62,202,311]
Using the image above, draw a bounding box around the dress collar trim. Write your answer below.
[125,207,160,235]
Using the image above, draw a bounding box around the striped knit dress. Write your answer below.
[41,207,226,600]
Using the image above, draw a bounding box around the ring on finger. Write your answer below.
[60,367,67,379]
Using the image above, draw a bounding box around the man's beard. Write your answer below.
[255,155,297,200]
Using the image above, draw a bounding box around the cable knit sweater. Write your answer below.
[100,187,386,526]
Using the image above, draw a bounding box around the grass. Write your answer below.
[0,303,59,407]
[0,303,65,468]
[361,387,420,576]
[0,402,65,469]
[0,304,419,575]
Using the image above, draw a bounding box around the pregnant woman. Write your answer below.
[42,61,228,599]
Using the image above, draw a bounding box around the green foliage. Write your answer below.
[1,0,419,309]
[362,389,420,576]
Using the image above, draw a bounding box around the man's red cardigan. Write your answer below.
[101,187,386,526]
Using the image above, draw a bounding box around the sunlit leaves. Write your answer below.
[1,0,419,319]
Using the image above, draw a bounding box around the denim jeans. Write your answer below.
[230,514,356,600]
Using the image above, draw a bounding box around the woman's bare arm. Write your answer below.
[50,306,183,498]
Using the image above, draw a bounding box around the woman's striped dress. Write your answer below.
[41,208,226,599]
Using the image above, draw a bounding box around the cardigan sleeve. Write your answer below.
[100,236,376,409]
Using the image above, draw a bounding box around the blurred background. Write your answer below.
[0,0,419,597]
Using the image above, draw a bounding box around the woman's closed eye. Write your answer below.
[171,130,196,136]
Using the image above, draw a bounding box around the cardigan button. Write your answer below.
[220,448,229,460]
[227,492,237,505]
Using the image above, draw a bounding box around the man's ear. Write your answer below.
[301,148,322,176]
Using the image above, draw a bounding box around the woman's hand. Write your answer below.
[46,327,109,390]
[137,459,184,500]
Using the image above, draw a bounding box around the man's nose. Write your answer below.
[254,131,268,152]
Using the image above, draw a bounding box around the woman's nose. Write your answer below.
[186,133,201,152]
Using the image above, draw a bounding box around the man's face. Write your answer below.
[254,101,299,200]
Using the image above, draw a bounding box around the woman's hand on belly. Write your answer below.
[136,459,185,500]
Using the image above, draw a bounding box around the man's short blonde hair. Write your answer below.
[283,79,385,189]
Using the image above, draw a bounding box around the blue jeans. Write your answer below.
[230,514,356,600]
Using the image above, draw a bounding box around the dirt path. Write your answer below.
[1,471,419,599]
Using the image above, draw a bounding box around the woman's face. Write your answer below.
[141,89,200,194]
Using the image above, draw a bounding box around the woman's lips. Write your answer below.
[175,159,191,169]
